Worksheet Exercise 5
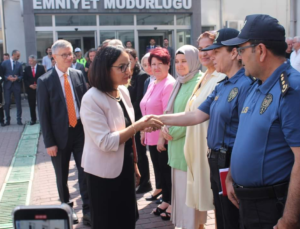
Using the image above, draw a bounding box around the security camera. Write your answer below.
[75,28,78,31]
[154,27,157,30]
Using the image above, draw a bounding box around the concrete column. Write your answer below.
[23,0,37,60]
[191,0,201,46]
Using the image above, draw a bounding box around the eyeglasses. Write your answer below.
[237,44,257,56]
[55,53,73,59]
[112,62,131,73]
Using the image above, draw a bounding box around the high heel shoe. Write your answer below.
[160,211,171,221]
[145,191,162,201]
[152,206,167,216]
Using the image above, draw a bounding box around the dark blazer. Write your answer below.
[128,69,149,120]
[23,65,46,93]
[74,62,88,83]
[37,68,87,149]
[146,45,157,53]
[1,59,23,90]
[143,77,151,95]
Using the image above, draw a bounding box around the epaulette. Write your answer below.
[280,71,289,96]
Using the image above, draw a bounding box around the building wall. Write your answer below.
[201,0,290,34]
[3,0,26,63]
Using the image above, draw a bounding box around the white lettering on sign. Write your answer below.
[33,0,192,9]
[33,0,99,9]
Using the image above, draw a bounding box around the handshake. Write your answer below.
[136,115,163,133]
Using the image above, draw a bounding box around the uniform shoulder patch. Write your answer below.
[280,72,289,96]
[260,93,273,114]
[227,87,239,102]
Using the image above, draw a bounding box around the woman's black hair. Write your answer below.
[89,46,124,92]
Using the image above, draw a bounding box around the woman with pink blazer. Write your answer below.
[80,46,162,229]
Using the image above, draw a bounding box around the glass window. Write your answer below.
[100,31,116,44]
[202,26,215,32]
[176,30,191,48]
[176,14,191,26]
[55,15,96,26]
[35,15,52,27]
[36,32,53,61]
[137,14,174,25]
[99,15,134,26]
[118,31,134,48]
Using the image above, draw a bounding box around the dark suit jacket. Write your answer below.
[143,77,151,95]
[128,69,148,120]
[74,62,88,83]
[23,65,46,94]
[37,68,87,149]
[1,59,23,90]
[146,45,157,53]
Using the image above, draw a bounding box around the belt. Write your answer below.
[233,182,289,200]
[207,149,220,159]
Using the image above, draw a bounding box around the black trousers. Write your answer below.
[236,189,286,229]
[0,89,4,123]
[209,157,239,229]
[51,121,89,214]
[4,86,22,122]
[149,145,171,203]
[135,131,151,189]
[27,90,37,122]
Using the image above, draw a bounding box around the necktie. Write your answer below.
[13,61,16,71]
[32,67,35,77]
[63,73,77,127]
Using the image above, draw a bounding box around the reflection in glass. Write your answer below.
[36,32,53,61]
[176,30,191,49]
[35,15,52,27]
[100,31,115,44]
[137,15,174,25]
[176,14,191,26]
[99,15,134,25]
[118,31,134,48]
[56,15,96,26]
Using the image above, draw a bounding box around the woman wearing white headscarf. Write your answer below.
[160,45,203,228]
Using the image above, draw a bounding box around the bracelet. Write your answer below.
[131,123,137,135]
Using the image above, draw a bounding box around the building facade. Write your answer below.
[0,0,296,63]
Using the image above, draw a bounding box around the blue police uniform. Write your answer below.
[231,60,300,186]
[199,68,253,150]
[198,67,253,229]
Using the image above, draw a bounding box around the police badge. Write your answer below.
[260,93,273,114]
[227,87,239,102]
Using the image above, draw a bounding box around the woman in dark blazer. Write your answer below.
[126,48,152,194]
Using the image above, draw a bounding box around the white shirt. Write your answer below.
[55,65,80,119]
[42,55,52,71]
[290,49,300,73]
[31,64,37,73]
[71,62,77,69]
[10,58,15,70]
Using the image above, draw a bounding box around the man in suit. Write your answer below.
[71,53,86,78]
[0,65,5,126]
[23,55,46,125]
[37,40,90,226]
[146,38,157,53]
[1,50,23,125]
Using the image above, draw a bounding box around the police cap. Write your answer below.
[202,28,239,51]
[222,14,285,46]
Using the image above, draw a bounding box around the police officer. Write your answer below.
[151,28,254,229]
[223,14,300,229]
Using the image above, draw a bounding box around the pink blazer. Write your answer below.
[80,86,134,179]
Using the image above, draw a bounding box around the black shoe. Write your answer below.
[136,185,152,194]
[4,121,10,126]
[30,121,36,125]
[17,121,23,125]
[71,208,78,224]
[152,206,167,216]
[160,212,171,221]
[145,191,162,201]
[82,212,91,226]
[0,122,5,127]
[155,197,163,204]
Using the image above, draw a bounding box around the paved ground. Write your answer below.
[0,100,216,229]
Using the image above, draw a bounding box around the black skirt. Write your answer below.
[86,99,139,229]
